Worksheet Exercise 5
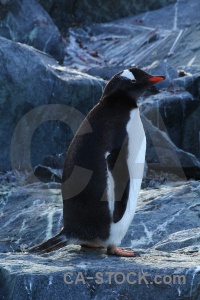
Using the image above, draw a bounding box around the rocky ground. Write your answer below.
[0,0,200,299]
[0,178,200,299]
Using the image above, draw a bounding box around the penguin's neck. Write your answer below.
[101,90,138,110]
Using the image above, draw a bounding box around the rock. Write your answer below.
[0,0,64,62]
[173,74,200,98]
[0,249,200,300]
[64,0,200,70]
[0,182,63,250]
[141,89,198,147]
[165,23,200,67]
[141,116,200,179]
[126,0,200,30]
[42,154,65,169]
[140,84,200,165]
[182,104,200,158]
[1,179,200,253]
[122,181,200,248]
[140,91,195,149]
[176,77,200,160]
[0,179,200,299]
[33,165,62,183]
[0,37,105,172]
[38,0,176,32]
[154,227,200,252]
[0,240,20,253]
[177,65,200,76]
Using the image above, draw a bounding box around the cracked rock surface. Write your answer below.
[0,179,200,299]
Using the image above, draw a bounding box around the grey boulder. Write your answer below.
[64,0,200,70]
[38,0,176,32]
[0,179,200,299]
[0,37,105,172]
[141,115,200,180]
[154,227,200,252]
[0,0,64,62]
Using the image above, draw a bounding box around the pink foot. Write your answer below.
[107,246,136,257]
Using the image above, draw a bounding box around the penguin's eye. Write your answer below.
[131,79,136,83]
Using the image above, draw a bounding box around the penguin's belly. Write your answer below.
[104,108,146,246]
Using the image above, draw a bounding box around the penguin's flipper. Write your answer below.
[106,147,130,223]
[27,231,68,254]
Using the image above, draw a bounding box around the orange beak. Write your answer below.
[148,76,165,83]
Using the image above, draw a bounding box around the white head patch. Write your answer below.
[120,69,135,80]
[105,151,110,159]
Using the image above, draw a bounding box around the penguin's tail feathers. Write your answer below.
[27,231,68,254]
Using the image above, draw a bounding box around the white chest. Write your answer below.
[105,108,146,246]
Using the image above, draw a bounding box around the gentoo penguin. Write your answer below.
[28,68,165,256]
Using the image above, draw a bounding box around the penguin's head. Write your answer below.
[101,68,165,107]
